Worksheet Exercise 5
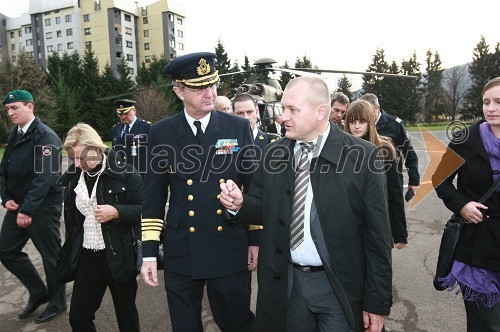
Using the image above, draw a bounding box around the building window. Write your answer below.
[124,14,131,22]
[169,40,175,48]
[25,26,32,34]
[18,30,22,37]
[46,32,52,39]
[45,18,51,26]
[177,30,183,38]
[83,14,90,22]
[169,27,174,35]
[26,52,34,58]
[144,30,149,37]
[58,44,63,51]
[57,30,62,38]
[67,42,74,49]
[128,67,134,75]
[66,28,73,36]
[115,37,122,45]
[144,43,149,50]
[84,28,91,35]
[177,17,183,25]
[85,41,92,49]
[168,13,173,22]
[47,45,54,52]
[143,17,148,24]
[125,27,132,35]
[114,10,120,19]
[10,31,14,38]
[95,2,101,11]
[142,8,148,16]
[65,15,72,22]
[116,51,122,58]
[26,39,33,46]
[56,17,61,24]
[126,41,132,48]
[127,54,133,61]
[178,42,184,50]
[11,44,15,50]
[145,55,151,63]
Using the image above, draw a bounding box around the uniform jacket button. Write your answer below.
[276,248,282,254]
[187,195,194,201]
[187,179,193,185]
[216,209,222,215]
[216,194,221,200]
[219,179,225,184]
[278,219,284,225]
[188,210,195,217]
[189,227,195,233]
[274,274,281,280]
[217,226,223,232]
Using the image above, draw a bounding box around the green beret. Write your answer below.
[3,90,34,105]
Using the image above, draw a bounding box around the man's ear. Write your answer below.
[316,104,329,121]
[173,87,184,101]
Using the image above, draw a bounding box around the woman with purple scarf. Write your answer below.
[433,77,500,331]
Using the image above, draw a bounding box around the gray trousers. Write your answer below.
[286,266,353,332]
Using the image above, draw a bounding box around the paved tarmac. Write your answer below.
[0,130,467,331]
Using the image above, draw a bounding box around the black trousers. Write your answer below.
[164,269,254,332]
[0,204,66,310]
[70,248,139,332]
[464,298,500,332]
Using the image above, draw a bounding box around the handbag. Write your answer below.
[132,224,164,271]
[433,177,500,291]
[55,239,81,283]
[135,239,164,271]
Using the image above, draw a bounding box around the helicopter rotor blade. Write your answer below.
[275,68,323,78]
[292,68,419,79]
[95,83,172,101]
[219,71,249,77]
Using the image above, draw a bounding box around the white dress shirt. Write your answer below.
[290,123,330,266]
[184,111,211,136]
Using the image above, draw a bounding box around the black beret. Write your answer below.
[164,52,219,88]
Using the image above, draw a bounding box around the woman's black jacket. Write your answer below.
[59,149,143,282]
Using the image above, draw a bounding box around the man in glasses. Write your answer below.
[140,52,256,332]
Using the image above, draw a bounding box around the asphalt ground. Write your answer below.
[0,130,467,331]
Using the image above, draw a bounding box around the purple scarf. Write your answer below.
[480,122,500,191]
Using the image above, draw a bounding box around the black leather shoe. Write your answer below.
[18,294,49,319]
[35,306,66,324]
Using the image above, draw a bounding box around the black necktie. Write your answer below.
[194,121,203,144]
[18,129,24,137]
[122,125,130,140]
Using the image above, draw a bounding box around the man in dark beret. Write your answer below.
[140,52,256,331]
[0,90,66,323]
[111,98,151,177]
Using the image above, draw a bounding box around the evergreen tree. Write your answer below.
[80,49,105,133]
[214,40,232,97]
[362,48,389,94]
[398,53,421,124]
[422,50,444,122]
[336,75,353,101]
[463,36,495,119]
[279,61,294,89]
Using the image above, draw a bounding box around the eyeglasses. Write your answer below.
[182,83,219,95]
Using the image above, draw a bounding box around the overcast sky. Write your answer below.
[3,0,500,87]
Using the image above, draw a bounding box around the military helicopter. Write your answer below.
[220,57,418,133]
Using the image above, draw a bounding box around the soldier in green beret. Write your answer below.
[0,90,66,323]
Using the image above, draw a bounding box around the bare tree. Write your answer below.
[442,65,469,120]
[134,87,175,123]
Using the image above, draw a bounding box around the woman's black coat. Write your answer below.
[59,149,143,282]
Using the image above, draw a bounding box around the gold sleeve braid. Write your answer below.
[249,225,263,231]
[142,218,164,241]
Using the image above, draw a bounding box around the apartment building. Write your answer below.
[1,0,185,77]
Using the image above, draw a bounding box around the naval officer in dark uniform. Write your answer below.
[140,52,256,332]
[360,93,420,195]
[0,90,66,323]
[111,99,151,176]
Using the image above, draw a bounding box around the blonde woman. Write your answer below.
[58,123,142,331]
